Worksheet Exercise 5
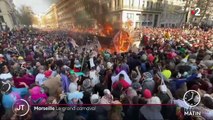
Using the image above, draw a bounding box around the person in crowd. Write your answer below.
[0,27,213,120]
[1,81,28,119]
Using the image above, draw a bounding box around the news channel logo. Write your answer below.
[183,90,201,108]
[191,8,201,17]
[12,99,30,116]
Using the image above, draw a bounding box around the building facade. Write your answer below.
[159,0,186,27]
[109,0,164,28]
[0,0,18,30]
[44,0,189,29]
[42,4,58,29]
[55,0,101,29]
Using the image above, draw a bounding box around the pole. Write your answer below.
[81,53,85,71]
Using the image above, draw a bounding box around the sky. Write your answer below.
[13,0,58,14]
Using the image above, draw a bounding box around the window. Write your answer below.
[127,13,134,19]
[136,14,141,21]
[129,0,134,8]
[142,0,145,8]
[156,2,160,9]
[150,2,153,9]
[0,16,5,23]
[142,14,146,21]
[138,0,140,8]
[147,1,149,8]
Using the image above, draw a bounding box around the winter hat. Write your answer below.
[143,89,152,99]
[69,82,78,93]
[74,60,81,68]
[143,72,153,81]
[29,86,47,104]
[132,82,142,90]
[104,89,111,95]
[0,54,4,58]
[18,56,24,60]
[140,54,147,61]
[147,96,161,104]
[90,93,101,104]
[179,48,186,55]
[82,79,92,89]
[148,54,155,63]
[44,70,52,78]
[162,70,172,79]
[167,52,177,59]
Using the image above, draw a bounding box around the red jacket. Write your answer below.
[113,79,130,89]
[73,67,81,72]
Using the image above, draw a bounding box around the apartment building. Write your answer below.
[159,0,186,27]
[44,0,189,29]
[42,4,58,29]
[109,0,164,28]
[0,0,18,30]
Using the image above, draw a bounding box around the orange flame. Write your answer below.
[113,30,133,53]
[101,23,113,36]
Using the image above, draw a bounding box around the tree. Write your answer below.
[181,0,213,25]
[17,5,34,26]
[196,0,213,24]
[179,0,191,26]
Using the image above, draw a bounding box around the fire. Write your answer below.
[70,23,133,53]
[101,23,113,36]
[113,30,133,53]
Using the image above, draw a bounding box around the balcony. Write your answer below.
[111,6,163,12]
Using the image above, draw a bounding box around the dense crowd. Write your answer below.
[0,27,213,120]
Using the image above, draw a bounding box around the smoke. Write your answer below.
[81,0,110,25]
[45,0,59,4]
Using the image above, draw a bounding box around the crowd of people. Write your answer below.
[0,26,213,120]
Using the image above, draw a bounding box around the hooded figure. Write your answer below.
[141,72,155,94]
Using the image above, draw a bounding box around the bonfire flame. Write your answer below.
[100,23,133,53]
[113,30,133,53]
[101,23,113,36]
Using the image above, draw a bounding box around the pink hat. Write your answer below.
[148,54,155,63]
[44,70,52,78]
[167,52,177,59]
[143,89,152,99]
[29,86,41,95]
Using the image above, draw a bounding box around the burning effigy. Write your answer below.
[70,23,133,53]
[113,30,133,53]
